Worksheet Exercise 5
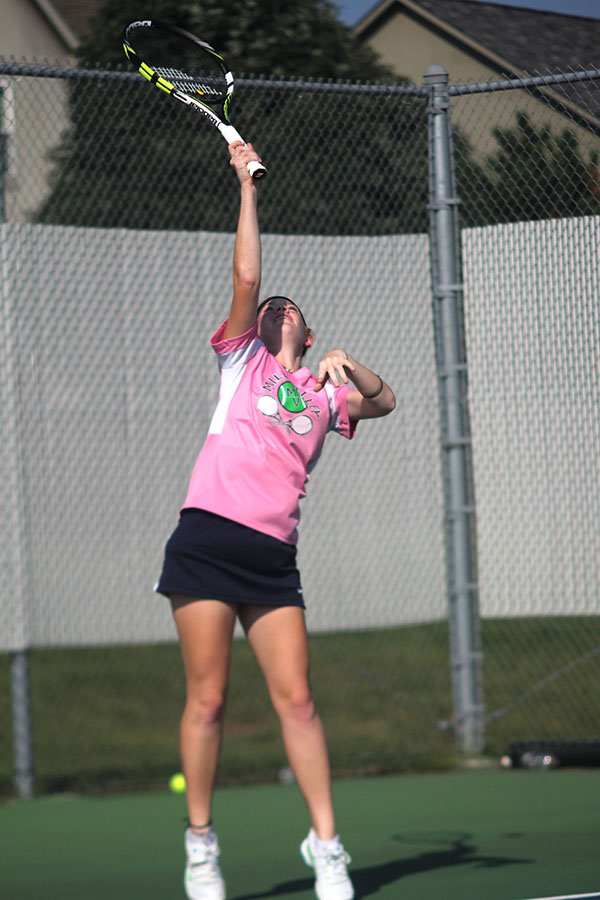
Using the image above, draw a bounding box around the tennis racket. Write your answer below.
[122,20,266,180]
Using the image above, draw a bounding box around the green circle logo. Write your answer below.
[277,381,307,413]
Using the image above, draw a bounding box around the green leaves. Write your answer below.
[459,112,600,226]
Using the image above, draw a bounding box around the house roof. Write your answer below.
[31,0,101,49]
[418,0,600,72]
[356,0,600,74]
[356,0,600,127]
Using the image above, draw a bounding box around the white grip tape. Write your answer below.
[218,124,267,179]
[247,159,267,180]
[218,123,244,144]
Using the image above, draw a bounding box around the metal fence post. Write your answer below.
[11,651,35,798]
[1,83,35,798]
[424,65,484,754]
[0,96,6,221]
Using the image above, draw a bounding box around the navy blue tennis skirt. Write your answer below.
[155,509,305,608]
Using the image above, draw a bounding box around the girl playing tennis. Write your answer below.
[156,141,395,900]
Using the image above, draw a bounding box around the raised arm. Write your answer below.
[314,348,396,421]
[223,142,263,339]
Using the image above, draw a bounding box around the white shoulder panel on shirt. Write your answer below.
[209,336,262,435]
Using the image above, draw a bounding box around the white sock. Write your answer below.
[187,826,214,845]
[315,834,340,851]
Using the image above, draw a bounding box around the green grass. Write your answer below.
[1,617,599,798]
[481,616,600,755]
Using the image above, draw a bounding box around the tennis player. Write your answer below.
[156,141,396,900]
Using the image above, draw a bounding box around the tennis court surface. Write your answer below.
[2,769,598,899]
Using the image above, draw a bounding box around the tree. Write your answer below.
[38,0,433,235]
[457,112,600,226]
[77,0,390,81]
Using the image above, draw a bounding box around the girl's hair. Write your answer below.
[257,296,312,357]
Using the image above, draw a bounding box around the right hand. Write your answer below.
[228,141,262,185]
[314,349,355,391]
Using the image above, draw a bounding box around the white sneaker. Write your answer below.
[184,827,226,900]
[300,828,354,900]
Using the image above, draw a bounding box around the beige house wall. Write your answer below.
[1,0,74,221]
[0,0,73,61]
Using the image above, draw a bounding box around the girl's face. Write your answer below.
[257,297,311,355]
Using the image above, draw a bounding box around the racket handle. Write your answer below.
[247,159,267,180]
[220,124,267,180]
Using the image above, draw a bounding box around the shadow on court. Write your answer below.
[231,833,532,900]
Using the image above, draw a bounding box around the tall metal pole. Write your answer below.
[11,651,35,797]
[0,84,6,222]
[0,83,35,797]
[424,65,484,754]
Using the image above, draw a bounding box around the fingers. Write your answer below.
[228,141,262,182]
[328,365,348,387]
[228,140,244,157]
[315,351,356,390]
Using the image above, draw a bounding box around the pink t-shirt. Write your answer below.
[182,319,356,544]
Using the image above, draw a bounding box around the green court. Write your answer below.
[3,769,599,899]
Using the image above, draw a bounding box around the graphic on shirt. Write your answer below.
[278,381,307,413]
[257,382,314,435]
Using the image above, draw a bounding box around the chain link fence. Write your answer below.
[0,57,599,797]
[452,67,600,758]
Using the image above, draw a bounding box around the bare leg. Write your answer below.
[171,595,237,828]
[239,604,336,840]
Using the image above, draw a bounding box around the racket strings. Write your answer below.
[152,66,224,97]
[128,27,228,100]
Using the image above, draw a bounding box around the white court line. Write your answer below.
[519,894,600,900]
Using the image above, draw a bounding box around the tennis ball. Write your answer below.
[169,772,186,794]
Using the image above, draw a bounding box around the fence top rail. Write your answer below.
[0,59,426,96]
[449,67,600,95]
[1,58,599,104]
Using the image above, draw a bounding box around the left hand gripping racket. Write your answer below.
[122,20,267,180]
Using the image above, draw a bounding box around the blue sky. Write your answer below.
[337,0,600,26]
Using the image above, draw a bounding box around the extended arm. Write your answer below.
[223,142,263,339]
